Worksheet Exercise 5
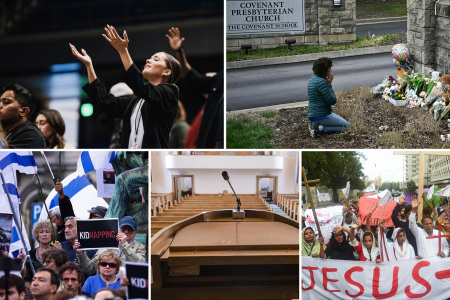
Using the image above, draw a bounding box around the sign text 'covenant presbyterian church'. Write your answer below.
[227,0,305,35]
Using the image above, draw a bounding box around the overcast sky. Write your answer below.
[359,150,405,182]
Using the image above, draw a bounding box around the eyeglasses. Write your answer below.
[64,216,76,223]
[99,262,117,268]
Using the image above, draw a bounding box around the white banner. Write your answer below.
[317,192,331,202]
[226,0,305,35]
[304,206,343,234]
[302,256,450,300]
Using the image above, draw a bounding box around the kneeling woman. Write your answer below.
[307,57,350,138]
[70,24,180,149]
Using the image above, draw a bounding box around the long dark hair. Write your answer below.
[38,109,66,149]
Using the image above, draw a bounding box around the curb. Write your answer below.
[356,16,407,25]
[227,101,309,115]
[227,45,394,69]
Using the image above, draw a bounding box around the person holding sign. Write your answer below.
[75,216,145,276]
[302,227,325,258]
[81,250,122,297]
[409,196,449,258]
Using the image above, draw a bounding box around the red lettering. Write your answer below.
[301,267,318,291]
[373,266,399,299]
[405,261,431,298]
[435,269,450,280]
[323,268,340,293]
[344,266,364,298]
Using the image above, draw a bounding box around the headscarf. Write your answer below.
[391,228,413,260]
[302,227,323,256]
[361,231,380,262]
[329,229,350,253]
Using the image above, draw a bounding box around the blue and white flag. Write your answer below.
[77,151,116,176]
[38,171,108,221]
[0,152,36,255]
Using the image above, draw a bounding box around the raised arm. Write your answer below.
[166,27,191,78]
[70,44,97,83]
[438,203,450,224]
[318,236,325,258]
[103,25,133,71]
[409,196,420,237]
[365,212,373,233]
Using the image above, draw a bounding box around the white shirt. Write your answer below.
[409,212,449,257]
[128,99,145,149]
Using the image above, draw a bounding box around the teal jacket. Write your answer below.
[307,74,337,119]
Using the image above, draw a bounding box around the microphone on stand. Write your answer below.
[222,171,245,219]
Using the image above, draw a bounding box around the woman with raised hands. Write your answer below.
[69,24,180,149]
[320,226,356,260]
[349,223,381,263]
[378,219,418,261]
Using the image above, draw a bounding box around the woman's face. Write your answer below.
[43,257,57,273]
[334,231,344,244]
[304,229,315,243]
[38,228,51,245]
[443,219,450,231]
[397,231,406,246]
[99,258,118,277]
[363,235,373,250]
[142,52,170,82]
[35,114,53,141]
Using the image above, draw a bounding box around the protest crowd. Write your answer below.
[302,186,450,299]
[0,151,148,300]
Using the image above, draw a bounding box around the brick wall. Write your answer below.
[408,0,450,73]
[226,0,356,51]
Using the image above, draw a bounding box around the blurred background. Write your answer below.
[0,0,223,148]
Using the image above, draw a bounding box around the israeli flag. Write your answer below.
[38,171,108,221]
[77,151,116,176]
[0,152,36,255]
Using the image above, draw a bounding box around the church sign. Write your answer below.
[227,0,305,35]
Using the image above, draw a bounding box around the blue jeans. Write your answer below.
[313,113,350,133]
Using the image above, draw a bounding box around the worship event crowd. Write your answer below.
[0,26,223,149]
[302,195,450,261]
[0,181,147,300]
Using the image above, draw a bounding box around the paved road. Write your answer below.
[226,52,397,111]
[356,21,407,37]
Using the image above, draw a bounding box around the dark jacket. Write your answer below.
[56,195,76,242]
[391,204,418,256]
[307,74,336,119]
[82,64,178,149]
[23,248,44,282]
[6,121,47,149]
[183,69,223,148]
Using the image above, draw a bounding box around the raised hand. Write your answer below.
[69,44,92,67]
[166,27,185,51]
[55,181,64,198]
[411,196,419,210]
[103,24,129,53]
[379,219,386,226]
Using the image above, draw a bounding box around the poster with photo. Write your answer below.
[0,214,13,257]
[97,167,116,198]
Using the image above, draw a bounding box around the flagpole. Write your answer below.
[35,173,57,241]
[0,171,35,276]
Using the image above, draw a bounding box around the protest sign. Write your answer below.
[125,262,149,300]
[358,196,396,227]
[76,219,119,250]
[0,213,13,256]
[304,206,343,234]
[302,256,450,300]
[97,167,116,198]
[317,192,331,202]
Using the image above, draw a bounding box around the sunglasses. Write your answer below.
[99,262,117,268]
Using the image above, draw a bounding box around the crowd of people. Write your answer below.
[0,181,146,300]
[0,26,223,149]
[302,194,450,260]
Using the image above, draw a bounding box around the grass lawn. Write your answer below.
[366,4,407,16]
[227,113,277,149]
[227,34,399,62]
